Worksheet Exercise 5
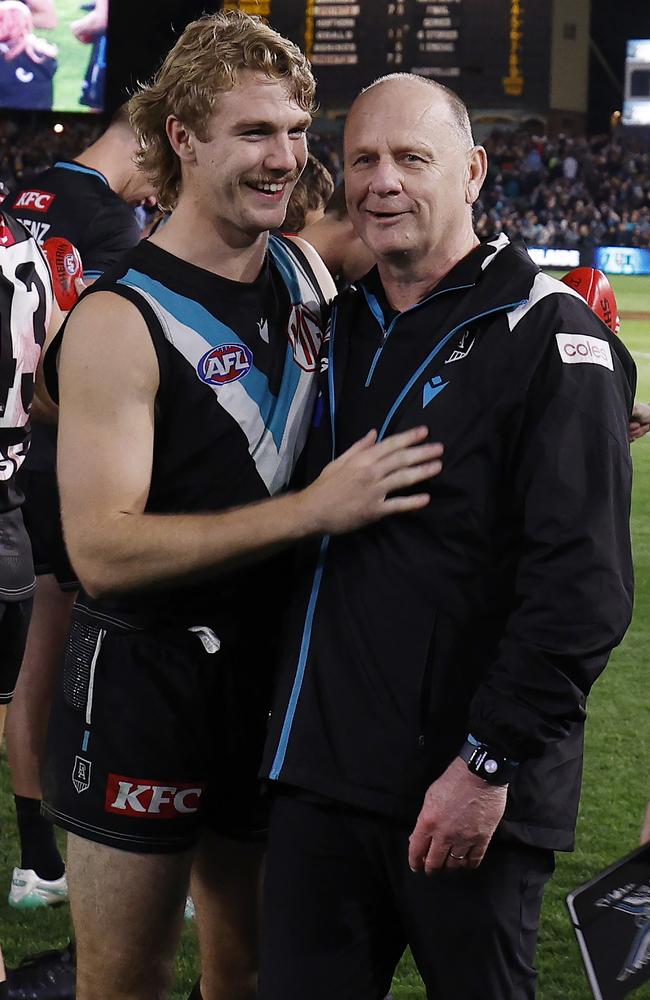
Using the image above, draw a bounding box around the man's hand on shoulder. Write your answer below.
[408,756,507,874]
[295,427,443,536]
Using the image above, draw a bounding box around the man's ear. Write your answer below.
[465,145,487,205]
[166,115,196,163]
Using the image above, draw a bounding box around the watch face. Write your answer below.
[483,758,498,775]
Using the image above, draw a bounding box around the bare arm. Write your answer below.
[58,293,443,598]
[27,0,58,29]
[70,0,108,42]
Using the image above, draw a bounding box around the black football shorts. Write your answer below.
[42,603,271,853]
[0,597,32,703]
[21,468,78,591]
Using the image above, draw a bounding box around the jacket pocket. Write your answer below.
[62,618,106,724]
[417,607,486,758]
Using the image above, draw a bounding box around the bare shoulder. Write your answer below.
[286,235,337,303]
[59,290,159,395]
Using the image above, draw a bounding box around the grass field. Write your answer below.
[1,272,649,998]
[41,0,98,113]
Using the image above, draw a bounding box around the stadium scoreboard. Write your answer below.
[223,0,550,110]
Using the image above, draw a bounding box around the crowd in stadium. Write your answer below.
[0,118,100,194]
[476,130,650,249]
[2,119,649,251]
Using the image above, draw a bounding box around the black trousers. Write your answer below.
[259,795,555,1000]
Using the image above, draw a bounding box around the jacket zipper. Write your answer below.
[377,299,528,441]
[268,295,529,780]
[268,307,339,780]
[363,282,476,388]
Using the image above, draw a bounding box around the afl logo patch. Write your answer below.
[64,252,78,276]
[198,343,253,385]
[287,303,323,373]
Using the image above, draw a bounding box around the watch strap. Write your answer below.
[459,734,520,785]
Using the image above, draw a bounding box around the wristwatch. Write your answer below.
[458,734,520,786]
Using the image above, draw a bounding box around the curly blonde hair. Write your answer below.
[129,11,316,212]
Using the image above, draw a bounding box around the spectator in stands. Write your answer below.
[474,129,650,249]
[1,120,649,251]
[0,119,102,188]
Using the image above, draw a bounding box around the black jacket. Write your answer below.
[262,236,636,851]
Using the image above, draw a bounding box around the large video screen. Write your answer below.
[623,39,650,126]
[595,246,650,276]
[0,0,108,113]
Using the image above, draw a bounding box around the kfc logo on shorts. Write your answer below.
[105,774,205,818]
[197,343,253,385]
[556,333,614,371]
[287,303,323,373]
[12,190,55,212]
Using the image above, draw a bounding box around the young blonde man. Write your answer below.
[41,19,442,1000]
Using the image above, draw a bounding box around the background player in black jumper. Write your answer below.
[41,16,443,1000]
[5,106,154,913]
[259,74,636,1000]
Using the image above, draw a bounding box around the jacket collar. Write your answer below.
[357,234,538,321]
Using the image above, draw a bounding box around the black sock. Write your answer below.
[14,795,65,881]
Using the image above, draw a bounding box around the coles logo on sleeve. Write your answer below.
[105,775,205,818]
[197,343,253,385]
[12,190,56,212]
[556,333,613,371]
